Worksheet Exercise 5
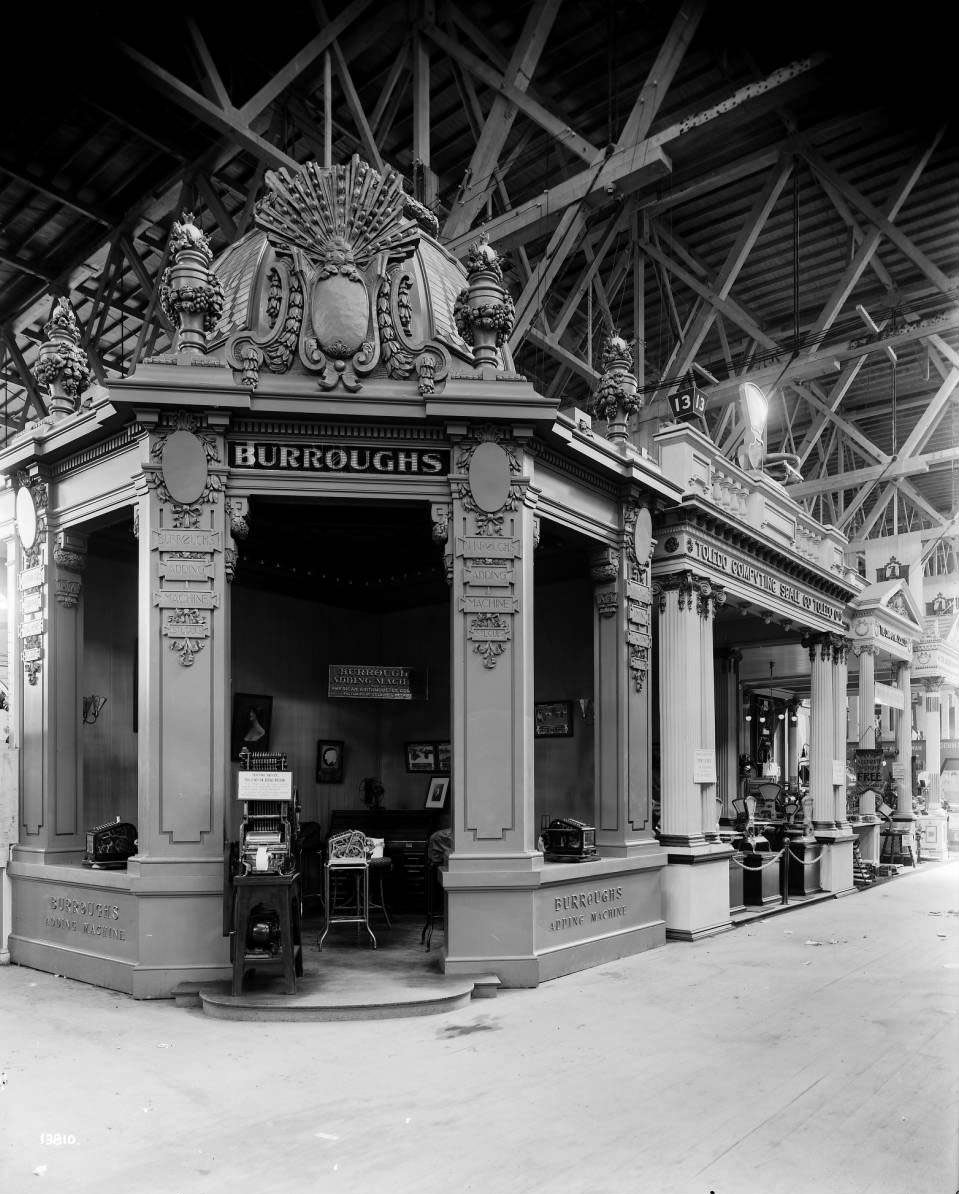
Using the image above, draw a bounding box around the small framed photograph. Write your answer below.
[231,693,273,760]
[425,776,450,810]
[534,700,573,738]
[406,741,437,773]
[316,739,344,783]
[435,741,452,773]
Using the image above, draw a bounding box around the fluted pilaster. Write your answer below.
[922,679,943,808]
[832,638,849,827]
[715,648,742,824]
[894,660,914,822]
[806,634,834,829]
[858,645,876,749]
[658,574,704,844]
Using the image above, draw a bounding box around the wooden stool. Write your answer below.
[231,873,302,996]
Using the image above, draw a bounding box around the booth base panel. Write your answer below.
[663,847,734,941]
[443,854,666,988]
[8,862,230,998]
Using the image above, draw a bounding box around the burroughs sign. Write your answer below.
[229,442,449,476]
[328,664,427,700]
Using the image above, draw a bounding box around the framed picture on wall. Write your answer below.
[231,693,273,760]
[425,776,450,809]
[534,700,573,738]
[406,741,437,772]
[435,741,452,773]
[316,739,344,783]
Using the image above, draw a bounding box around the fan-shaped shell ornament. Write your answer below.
[253,156,423,391]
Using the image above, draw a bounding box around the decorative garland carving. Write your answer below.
[147,410,223,507]
[469,613,509,669]
[228,253,304,389]
[163,609,210,667]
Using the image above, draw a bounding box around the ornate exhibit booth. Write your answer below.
[650,405,864,940]
[0,159,682,994]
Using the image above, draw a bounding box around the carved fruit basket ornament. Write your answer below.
[590,333,643,442]
[251,156,423,392]
[34,299,91,417]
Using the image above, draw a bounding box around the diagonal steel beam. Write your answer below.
[443,0,563,238]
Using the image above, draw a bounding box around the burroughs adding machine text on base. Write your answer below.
[225,751,303,995]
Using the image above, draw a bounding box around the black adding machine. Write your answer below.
[540,816,597,862]
[83,817,138,869]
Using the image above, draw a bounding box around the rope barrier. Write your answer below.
[729,849,785,871]
[786,844,824,866]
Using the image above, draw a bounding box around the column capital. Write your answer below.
[589,546,620,584]
[851,642,876,657]
[829,635,848,665]
[921,676,944,693]
[802,632,832,662]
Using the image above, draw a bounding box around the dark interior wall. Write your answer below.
[534,576,594,829]
[230,586,451,835]
[82,554,137,831]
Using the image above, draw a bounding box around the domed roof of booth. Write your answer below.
[195,154,522,395]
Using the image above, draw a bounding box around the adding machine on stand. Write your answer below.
[224,750,303,995]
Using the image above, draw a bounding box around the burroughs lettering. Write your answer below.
[229,442,449,476]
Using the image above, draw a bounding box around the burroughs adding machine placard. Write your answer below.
[236,750,299,876]
[540,817,597,862]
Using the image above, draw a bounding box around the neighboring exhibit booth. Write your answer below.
[846,578,925,865]
[0,158,682,994]
[650,387,864,940]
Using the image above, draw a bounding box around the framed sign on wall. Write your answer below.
[534,701,573,738]
[316,739,344,783]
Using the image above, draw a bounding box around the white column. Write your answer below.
[894,660,914,823]
[923,679,943,808]
[858,645,876,749]
[806,634,834,829]
[832,639,849,827]
[658,574,705,844]
[699,584,722,839]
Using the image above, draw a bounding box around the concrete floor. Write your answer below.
[1,862,957,1194]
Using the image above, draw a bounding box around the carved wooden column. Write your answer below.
[590,499,657,857]
[656,569,731,940]
[857,645,877,749]
[445,425,538,865]
[132,410,230,864]
[715,648,742,829]
[14,468,88,861]
[894,659,914,823]
[805,634,835,830]
[832,638,849,827]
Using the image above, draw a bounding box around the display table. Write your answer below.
[231,873,302,996]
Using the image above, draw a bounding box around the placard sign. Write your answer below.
[693,749,717,784]
[832,759,846,786]
[891,762,906,780]
[237,771,293,801]
[328,664,427,700]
